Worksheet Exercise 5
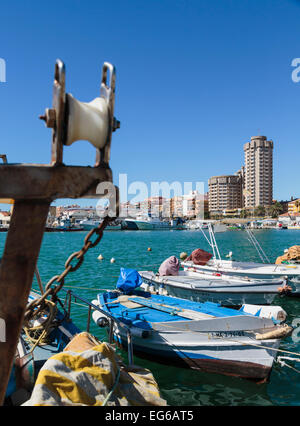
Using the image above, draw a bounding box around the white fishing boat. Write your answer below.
[50,216,84,231]
[186,220,207,230]
[91,269,292,382]
[122,214,172,230]
[183,258,300,284]
[80,219,121,230]
[182,224,300,288]
[121,218,138,230]
[186,220,226,232]
[138,269,288,306]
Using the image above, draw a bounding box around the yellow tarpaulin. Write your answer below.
[23,332,167,406]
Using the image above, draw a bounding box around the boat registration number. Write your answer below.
[209,330,245,339]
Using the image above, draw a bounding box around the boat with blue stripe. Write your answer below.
[92,268,293,382]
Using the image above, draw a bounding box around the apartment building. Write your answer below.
[170,196,183,217]
[288,198,300,215]
[243,136,273,208]
[208,174,243,214]
[169,192,208,218]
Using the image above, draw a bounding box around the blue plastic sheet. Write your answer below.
[116,268,143,293]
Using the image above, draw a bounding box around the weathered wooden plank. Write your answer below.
[0,164,113,200]
[0,200,50,404]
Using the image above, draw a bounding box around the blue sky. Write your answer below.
[1,0,300,207]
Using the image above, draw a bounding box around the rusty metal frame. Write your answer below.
[95,62,120,167]
[0,59,119,404]
[51,59,66,165]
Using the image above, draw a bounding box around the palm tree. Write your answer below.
[240,208,249,218]
[254,205,265,217]
[268,202,283,218]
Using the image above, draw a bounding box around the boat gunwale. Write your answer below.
[139,272,285,294]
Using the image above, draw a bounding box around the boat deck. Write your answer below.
[99,291,249,329]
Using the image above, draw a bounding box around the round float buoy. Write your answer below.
[180,252,188,260]
[147,247,152,252]
[110,257,115,263]
[98,254,104,260]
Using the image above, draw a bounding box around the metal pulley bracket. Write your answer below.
[40,60,120,167]
[97,62,120,165]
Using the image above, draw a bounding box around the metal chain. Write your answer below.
[24,215,112,321]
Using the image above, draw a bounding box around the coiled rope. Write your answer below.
[23,299,58,353]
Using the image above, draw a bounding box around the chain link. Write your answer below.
[24,215,112,321]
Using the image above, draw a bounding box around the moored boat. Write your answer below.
[80,218,121,230]
[45,226,84,232]
[121,214,173,230]
[182,257,300,288]
[92,271,292,382]
[133,215,172,230]
[138,269,288,306]
[47,217,84,231]
[121,218,139,230]
[182,224,300,289]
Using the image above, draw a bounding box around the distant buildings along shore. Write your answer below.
[0,135,296,223]
[208,136,274,217]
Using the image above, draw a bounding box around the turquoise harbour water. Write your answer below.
[2,228,300,406]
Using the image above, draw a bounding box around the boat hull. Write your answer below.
[80,221,121,231]
[81,223,100,230]
[182,260,300,291]
[45,227,84,232]
[94,292,284,382]
[113,324,278,382]
[139,271,281,306]
[135,221,171,230]
[121,219,176,230]
[82,224,121,231]
[121,219,139,230]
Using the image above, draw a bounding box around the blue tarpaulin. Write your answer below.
[116,268,143,293]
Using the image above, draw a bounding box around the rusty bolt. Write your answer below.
[39,108,56,128]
